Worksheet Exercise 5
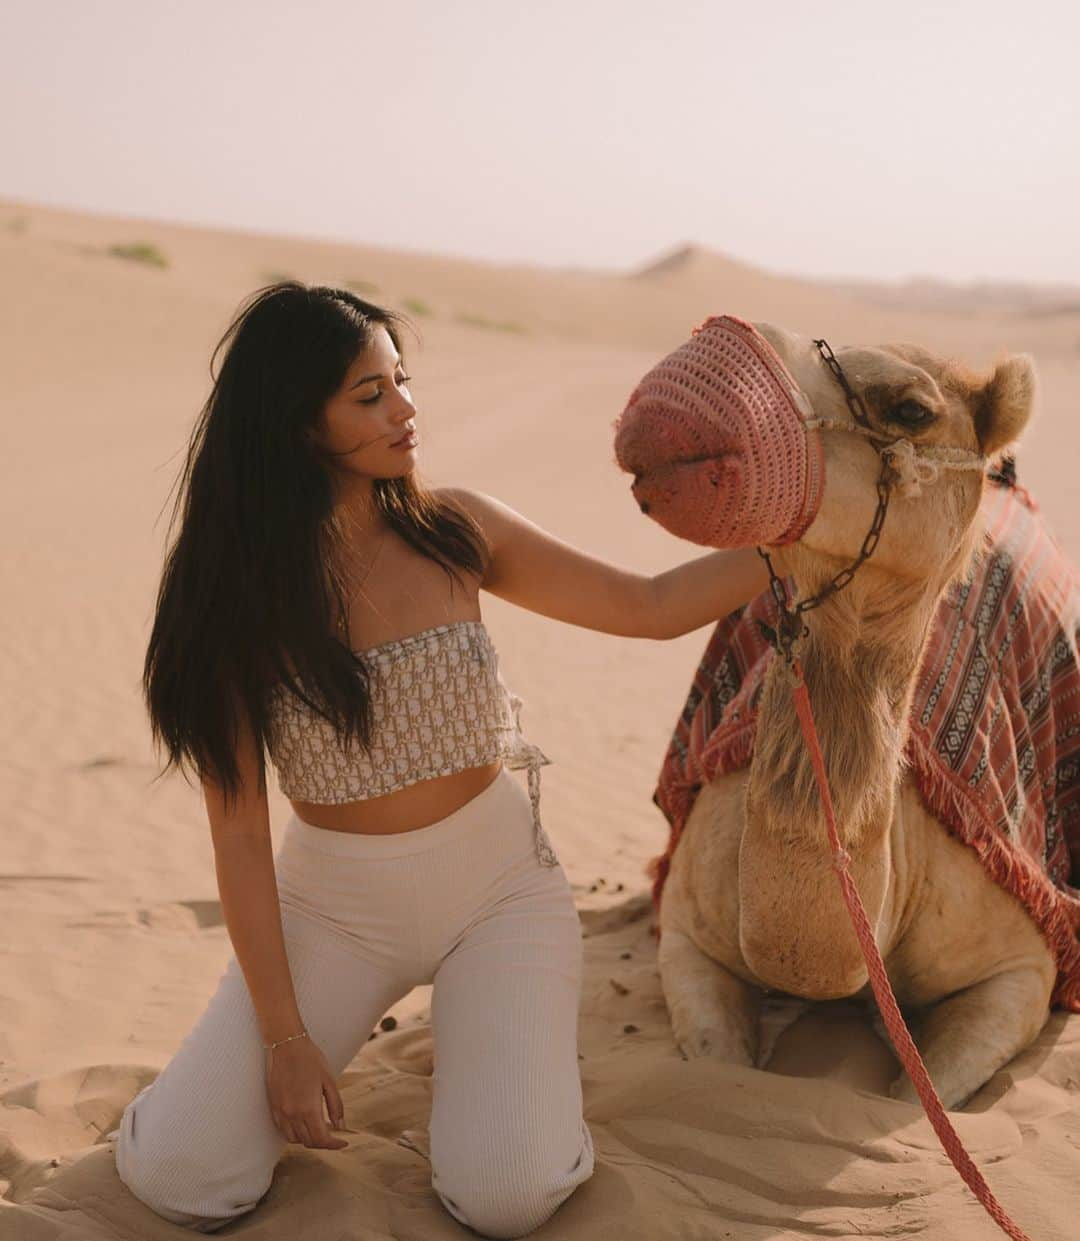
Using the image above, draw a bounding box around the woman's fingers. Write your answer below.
[298,1110,348,1150]
[324,1078,346,1130]
[308,1093,348,1149]
[271,1108,299,1145]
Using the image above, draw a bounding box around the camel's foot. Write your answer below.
[885,965,1053,1109]
[657,926,760,1065]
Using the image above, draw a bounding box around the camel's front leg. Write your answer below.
[888,964,1053,1109]
[658,926,761,1064]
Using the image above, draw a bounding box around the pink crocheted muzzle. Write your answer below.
[614,315,826,548]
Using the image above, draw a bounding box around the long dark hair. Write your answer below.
[144,282,488,812]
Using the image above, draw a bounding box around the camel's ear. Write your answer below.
[976,354,1036,458]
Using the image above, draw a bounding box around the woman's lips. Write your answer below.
[390,428,419,449]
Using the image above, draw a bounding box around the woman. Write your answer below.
[112,282,769,1238]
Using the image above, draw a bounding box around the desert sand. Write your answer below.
[1,199,1078,1239]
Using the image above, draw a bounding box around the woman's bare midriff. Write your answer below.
[289,760,503,834]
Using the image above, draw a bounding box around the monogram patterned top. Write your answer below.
[264,620,558,865]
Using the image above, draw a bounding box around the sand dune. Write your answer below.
[1,198,1078,1239]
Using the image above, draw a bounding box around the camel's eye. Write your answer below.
[888,399,935,429]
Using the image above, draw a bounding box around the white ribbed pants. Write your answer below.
[113,768,594,1238]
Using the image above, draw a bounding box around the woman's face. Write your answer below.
[314,325,419,481]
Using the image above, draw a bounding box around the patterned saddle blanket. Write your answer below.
[651,480,1080,1009]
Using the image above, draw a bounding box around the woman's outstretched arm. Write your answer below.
[442,487,771,639]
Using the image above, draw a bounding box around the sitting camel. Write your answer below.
[614,316,1080,1109]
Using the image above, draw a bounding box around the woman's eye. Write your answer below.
[889,399,934,428]
[357,374,411,405]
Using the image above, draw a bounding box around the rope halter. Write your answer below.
[803,415,989,498]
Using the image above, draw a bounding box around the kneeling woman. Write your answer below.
[112,282,768,1238]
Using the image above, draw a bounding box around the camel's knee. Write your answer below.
[432,1121,594,1239]
[658,926,760,1063]
[889,961,1055,1108]
[114,1086,273,1233]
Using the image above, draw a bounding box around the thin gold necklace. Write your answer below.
[336,526,389,641]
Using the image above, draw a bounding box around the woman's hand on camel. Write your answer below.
[265,1035,348,1149]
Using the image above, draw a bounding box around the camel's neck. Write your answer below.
[734,503,985,995]
[737,568,945,994]
[745,571,942,850]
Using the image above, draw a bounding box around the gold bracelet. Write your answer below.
[263,1027,309,1051]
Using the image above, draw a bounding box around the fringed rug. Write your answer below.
[651,479,1080,1009]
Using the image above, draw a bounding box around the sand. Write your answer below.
[1,198,1078,1239]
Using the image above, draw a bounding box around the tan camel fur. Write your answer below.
[657,324,1056,1108]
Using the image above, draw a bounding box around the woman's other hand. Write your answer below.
[265,1035,349,1149]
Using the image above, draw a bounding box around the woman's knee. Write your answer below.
[431,1122,594,1238]
[114,1086,276,1232]
[433,1171,588,1240]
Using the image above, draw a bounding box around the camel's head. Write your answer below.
[614,315,1036,582]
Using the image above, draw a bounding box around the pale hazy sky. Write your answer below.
[3,0,1078,284]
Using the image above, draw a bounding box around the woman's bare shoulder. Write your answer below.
[432,484,484,512]
[431,485,512,529]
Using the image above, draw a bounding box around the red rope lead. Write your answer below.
[790,663,1033,1241]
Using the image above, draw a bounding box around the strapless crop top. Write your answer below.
[264,620,557,866]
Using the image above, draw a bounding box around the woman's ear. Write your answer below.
[976,354,1036,459]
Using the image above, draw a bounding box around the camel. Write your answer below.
[617,318,1068,1110]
